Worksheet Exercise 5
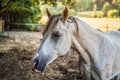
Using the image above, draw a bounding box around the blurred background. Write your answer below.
[0,0,120,32]
[0,0,120,80]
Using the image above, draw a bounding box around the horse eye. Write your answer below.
[52,31,61,38]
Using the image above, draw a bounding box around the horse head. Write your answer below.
[31,7,73,73]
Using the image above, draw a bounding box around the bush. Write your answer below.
[107,9,119,18]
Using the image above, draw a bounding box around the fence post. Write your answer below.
[0,19,4,32]
[106,25,108,31]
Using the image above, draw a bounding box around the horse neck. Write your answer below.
[73,19,103,46]
[70,19,104,63]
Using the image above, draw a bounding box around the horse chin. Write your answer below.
[41,54,58,72]
[48,55,58,64]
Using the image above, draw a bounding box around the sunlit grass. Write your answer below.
[80,18,120,32]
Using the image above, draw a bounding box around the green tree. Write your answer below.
[0,0,77,19]
[0,0,14,17]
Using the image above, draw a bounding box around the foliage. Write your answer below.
[0,0,79,30]
[111,0,120,16]
[111,0,120,9]
[95,0,111,10]
[102,2,111,17]
[107,9,119,17]
[40,0,77,9]
[92,3,104,18]
[0,1,41,19]
[73,0,95,11]
[102,0,120,17]
[0,0,41,30]
[0,0,88,31]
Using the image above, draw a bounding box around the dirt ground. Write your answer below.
[0,31,80,80]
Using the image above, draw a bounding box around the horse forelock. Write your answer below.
[42,14,62,35]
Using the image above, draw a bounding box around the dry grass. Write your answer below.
[80,18,120,32]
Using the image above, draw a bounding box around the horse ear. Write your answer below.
[62,7,69,22]
[46,8,51,18]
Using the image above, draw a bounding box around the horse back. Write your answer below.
[105,30,120,45]
[105,30,120,73]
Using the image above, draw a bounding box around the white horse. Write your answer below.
[31,7,120,80]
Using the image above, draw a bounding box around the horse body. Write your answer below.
[31,7,120,80]
[105,31,120,74]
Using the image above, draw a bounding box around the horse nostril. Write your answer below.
[32,58,39,71]
[34,59,39,68]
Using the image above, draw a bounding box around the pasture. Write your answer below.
[0,18,120,80]
[40,16,120,31]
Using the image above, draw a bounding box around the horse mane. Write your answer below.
[67,16,79,31]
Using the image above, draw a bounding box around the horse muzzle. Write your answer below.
[31,52,58,73]
[31,56,47,73]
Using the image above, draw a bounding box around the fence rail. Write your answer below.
[11,23,44,26]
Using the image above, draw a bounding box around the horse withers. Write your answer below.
[31,7,120,80]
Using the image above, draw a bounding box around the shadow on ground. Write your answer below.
[0,37,81,80]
